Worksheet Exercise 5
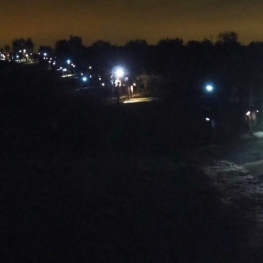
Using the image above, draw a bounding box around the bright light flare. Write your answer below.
[206,85,213,92]
[246,111,251,116]
[115,68,124,78]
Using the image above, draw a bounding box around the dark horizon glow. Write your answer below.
[1,0,263,50]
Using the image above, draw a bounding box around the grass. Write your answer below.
[2,151,261,262]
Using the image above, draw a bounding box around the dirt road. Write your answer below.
[184,135,263,247]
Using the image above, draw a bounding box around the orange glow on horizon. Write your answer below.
[1,0,263,49]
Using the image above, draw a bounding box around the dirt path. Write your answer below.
[181,141,263,247]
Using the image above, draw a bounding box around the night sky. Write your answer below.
[1,0,263,49]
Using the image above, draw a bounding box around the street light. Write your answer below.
[62,68,67,77]
[115,67,124,78]
[82,76,88,88]
[112,66,125,105]
[67,60,71,76]
[206,85,213,92]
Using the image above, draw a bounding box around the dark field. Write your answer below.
[1,62,262,262]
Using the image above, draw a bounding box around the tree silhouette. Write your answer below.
[38,45,54,56]
[12,38,34,53]
[4,45,11,52]
[55,39,69,54]
[125,39,148,49]
[216,31,240,46]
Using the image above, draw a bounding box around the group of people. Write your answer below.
[126,85,133,99]
[114,82,134,103]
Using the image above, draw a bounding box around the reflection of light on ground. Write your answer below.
[123,97,155,104]
[61,74,74,78]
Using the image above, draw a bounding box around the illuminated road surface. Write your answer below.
[123,97,157,104]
